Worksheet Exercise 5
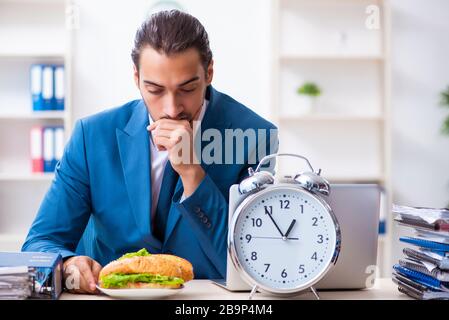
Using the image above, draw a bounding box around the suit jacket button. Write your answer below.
[194,206,201,213]
[202,216,209,224]
[198,211,204,218]
[206,222,212,229]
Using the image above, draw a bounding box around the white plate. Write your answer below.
[96,285,184,299]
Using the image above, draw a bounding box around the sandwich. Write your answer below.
[99,248,193,289]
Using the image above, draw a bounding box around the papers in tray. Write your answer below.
[393,204,449,233]
[0,266,33,300]
[0,252,63,300]
[392,204,449,300]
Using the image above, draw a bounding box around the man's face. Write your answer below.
[134,46,213,123]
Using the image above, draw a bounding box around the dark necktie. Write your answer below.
[154,161,179,242]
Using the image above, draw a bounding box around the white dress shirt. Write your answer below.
[148,100,208,225]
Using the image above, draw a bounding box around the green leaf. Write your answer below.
[118,248,151,260]
[100,273,184,288]
[297,82,321,97]
[441,116,449,136]
[440,86,449,107]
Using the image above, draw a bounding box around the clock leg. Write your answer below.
[248,284,258,300]
[310,286,320,300]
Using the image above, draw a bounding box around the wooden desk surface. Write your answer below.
[60,278,411,300]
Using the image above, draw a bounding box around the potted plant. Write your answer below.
[296,82,321,114]
[440,86,449,135]
[439,86,449,209]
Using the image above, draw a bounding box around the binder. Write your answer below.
[54,66,65,110]
[42,65,54,111]
[54,127,64,165]
[30,64,43,111]
[392,271,449,300]
[30,126,44,173]
[0,252,63,299]
[393,264,446,289]
[400,237,449,252]
[43,127,55,172]
[403,247,449,270]
[393,205,449,299]
[394,204,449,233]
[399,258,449,282]
[415,230,449,244]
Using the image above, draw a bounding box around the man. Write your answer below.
[22,10,277,294]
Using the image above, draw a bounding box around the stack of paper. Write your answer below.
[393,204,449,300]
[0,252,63,300]
[0,266,33,300]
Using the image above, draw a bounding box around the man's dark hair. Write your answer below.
[131,10,213,72]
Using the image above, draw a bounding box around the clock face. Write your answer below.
[231,186,339,292]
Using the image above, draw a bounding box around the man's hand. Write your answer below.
[148,119,205,197]
[63,256,102,294]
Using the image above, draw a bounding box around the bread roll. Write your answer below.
[99,253,194,289]
[157,254,194,282]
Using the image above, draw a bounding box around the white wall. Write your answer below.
[390,0,449,208]
[72,0,273,121]
[390,0,449,261]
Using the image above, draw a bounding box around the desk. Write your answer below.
[60,278,411,300]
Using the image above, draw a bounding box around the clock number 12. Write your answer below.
[279,200,290,209]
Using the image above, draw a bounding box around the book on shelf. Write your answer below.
[30,126,64,173]
[30,64,65,112]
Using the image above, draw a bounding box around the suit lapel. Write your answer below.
[164,86,231,245]
[116,100,161,250]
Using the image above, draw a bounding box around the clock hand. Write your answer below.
[266,212,285,237]
[252,236,299,240]
[284,219,297,239]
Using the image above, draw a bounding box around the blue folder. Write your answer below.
[30,64,44,111]
[400,237,449,252]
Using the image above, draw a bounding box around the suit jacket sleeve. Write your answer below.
[22,120,92,259]
[174,128,279,278]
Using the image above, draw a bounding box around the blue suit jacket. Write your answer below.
[22,86,277,279]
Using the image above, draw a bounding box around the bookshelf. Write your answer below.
[0,173,55,182]
[270,0,392,276]
[0,0,73,251]
[0,111,67,120]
